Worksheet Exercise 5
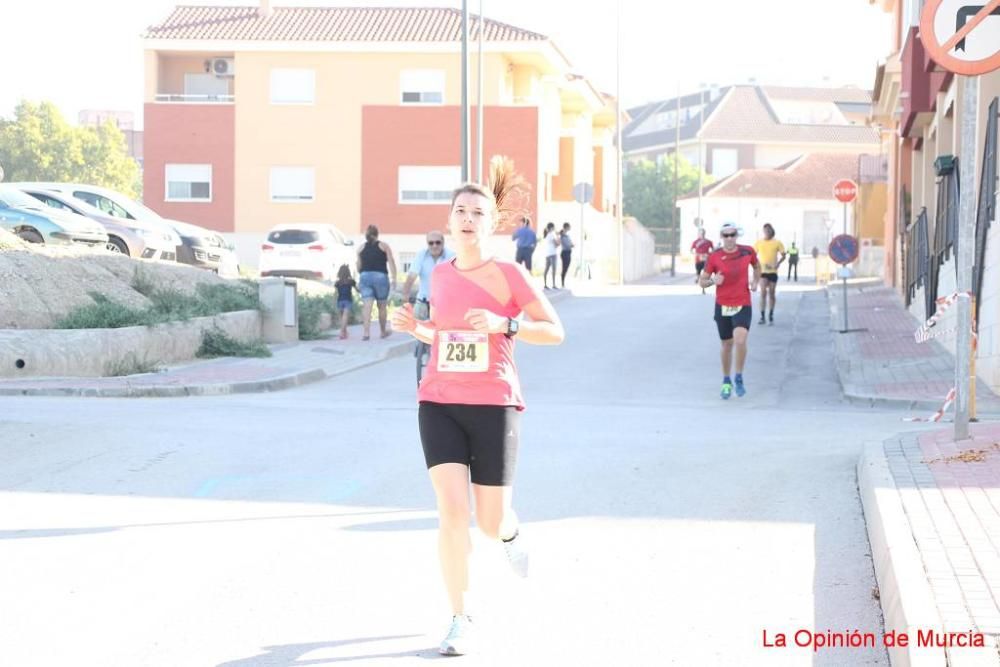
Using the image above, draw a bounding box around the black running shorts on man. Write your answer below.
[761,272,779,283]
[418,401,521,486]
[714,304,753,340]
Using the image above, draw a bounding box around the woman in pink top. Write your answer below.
[391,158,564,656]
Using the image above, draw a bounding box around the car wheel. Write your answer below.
[107,236,129,256]
[17,229,43,244]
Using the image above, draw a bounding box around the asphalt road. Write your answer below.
[0,280,932,666]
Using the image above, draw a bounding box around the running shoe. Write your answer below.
[439,614,475,656]
[758,316,766,325]
[734,376,746,397]
[720,382,733,400]
[502,531,530,578]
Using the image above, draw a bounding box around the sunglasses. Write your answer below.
[428,240,443,246]
[721,233,737,238]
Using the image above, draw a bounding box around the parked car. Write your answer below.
[170,220,240,278]
[19,187,159,258]
[0,185,108,248]
[258,223,356,281]
[11,182,181,262]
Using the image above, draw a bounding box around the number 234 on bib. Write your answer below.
[437,331,489,373]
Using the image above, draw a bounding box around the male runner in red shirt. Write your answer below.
[699,222,761,399]
[690,227,715,291]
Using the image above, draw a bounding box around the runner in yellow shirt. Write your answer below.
[753,223,786,325]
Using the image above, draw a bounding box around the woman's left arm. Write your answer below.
[516,298,565,345]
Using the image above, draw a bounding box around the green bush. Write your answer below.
[55,293,151,329]
[197,327,271,358]
[57,280,263,330]
[298,294,336,340]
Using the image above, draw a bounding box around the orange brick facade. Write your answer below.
[143,104,235,232]
[361,105,539,234]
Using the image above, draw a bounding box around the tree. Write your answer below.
[0,100,139,198]
[623,154,704,253]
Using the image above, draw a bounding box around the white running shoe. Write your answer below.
[502,531,530,578]
[439,614,475,655]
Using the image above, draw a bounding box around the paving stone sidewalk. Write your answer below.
[830,282,1000,415]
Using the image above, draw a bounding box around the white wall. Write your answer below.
[678,196,854,254]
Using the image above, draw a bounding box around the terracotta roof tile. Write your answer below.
[688,153,864,200]
[701,86,879,144]
[145,6,548,42]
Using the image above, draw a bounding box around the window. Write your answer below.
[399,166,461,204]
[401,70,445,104]
[270,68,315,104]
[165,164,212,202]
[270,167,315,202]
[73,191,133,219]
[711,149,738,178]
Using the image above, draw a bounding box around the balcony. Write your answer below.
[154,93,234,104]
[900,27,952,137]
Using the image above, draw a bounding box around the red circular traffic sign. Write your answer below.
[920,0,1000,76]
[829,234,860,265]
[833,179,858,203]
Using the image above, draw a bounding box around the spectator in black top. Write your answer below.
[356,224,398,340]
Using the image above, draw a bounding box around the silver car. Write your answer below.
[20,188,147,257]
[0,185,108,248]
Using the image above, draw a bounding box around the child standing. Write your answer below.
[335,264,358,339]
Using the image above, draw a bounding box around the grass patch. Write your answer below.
[55,292,151,329]
[197,327,272,358]
[104,352,161,377]
[56,281,262,329]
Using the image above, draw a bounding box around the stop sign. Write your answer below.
[833,179,858,203]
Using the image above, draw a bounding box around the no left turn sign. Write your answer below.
[920,0,1000,75]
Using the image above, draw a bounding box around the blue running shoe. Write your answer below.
[720,382,733,400]
[735,376,746,397]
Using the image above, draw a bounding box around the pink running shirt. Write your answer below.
[417,258,539,409]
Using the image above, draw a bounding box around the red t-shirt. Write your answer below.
[417,259,539,409]
[704,245,758,307]
[691,239,714,257]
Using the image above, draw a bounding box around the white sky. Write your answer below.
[1,0,893,128]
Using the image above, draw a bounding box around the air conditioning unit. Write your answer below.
[210,58,235,77]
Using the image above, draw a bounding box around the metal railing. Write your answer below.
[974,97,999,326]
[154,93,234,103]
[905,207,930,314]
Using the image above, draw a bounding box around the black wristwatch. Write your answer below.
[505,317,520,338]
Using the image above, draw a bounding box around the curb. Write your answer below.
[857,440,946,667]
[0,337,415,398]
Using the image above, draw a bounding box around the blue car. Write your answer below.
[0,185,108,248]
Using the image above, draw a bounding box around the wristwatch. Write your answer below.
[505,317,520,338]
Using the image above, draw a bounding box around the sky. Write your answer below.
[0,0,893,128]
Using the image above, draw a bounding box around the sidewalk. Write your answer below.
[0,288,573,398]
[829,282,1000,415]
[837,283,1000,665]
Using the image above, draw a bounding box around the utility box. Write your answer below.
[259,277,299,343]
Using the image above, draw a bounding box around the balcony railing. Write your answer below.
[154,93,234,104]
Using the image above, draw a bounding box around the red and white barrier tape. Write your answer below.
[902,387,957,422]
[914,291,973,343]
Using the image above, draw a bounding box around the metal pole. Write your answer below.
[841,201,848,332]
[697,85,704,225]
[460,0,470,182]
[955,75,979,441]
[580,201,586,281]
[671,81,679,277]
[476,0,484,184]
[615,0,624,284]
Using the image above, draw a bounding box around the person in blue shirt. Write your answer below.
[511,216,537,272]
[402,230,456,320]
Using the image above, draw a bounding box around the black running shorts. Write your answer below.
[761,272,779,283]
[714,304,753,340]
[418,401,521,486]
[695,261,706,277]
